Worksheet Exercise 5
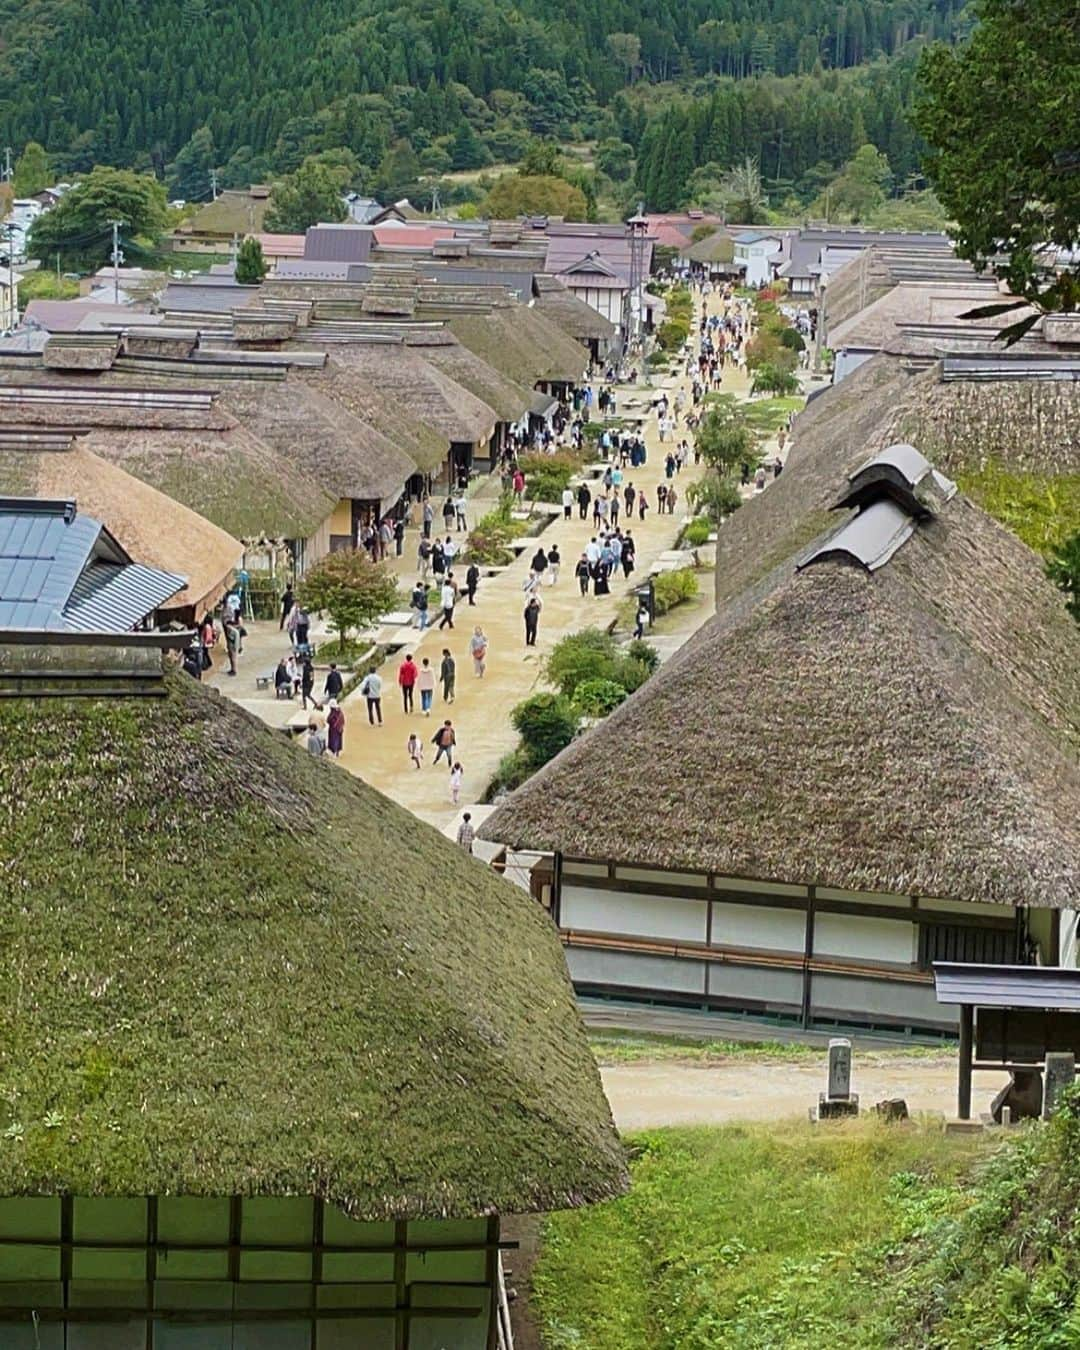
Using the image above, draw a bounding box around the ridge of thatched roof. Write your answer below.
[0,672,626,1214]
[533,274,616,342]
[405,331,534,422]
[449,307,587,387]
[217,377,417,504]
[0,441,240,612]
[482,409,1080,909]
[309,343,496,450]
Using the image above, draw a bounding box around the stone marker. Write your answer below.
[817,1037,858,1120]
[828,1038,852,1099]
[1000,1106,1012,1128]
[1042,1052,1076,1121]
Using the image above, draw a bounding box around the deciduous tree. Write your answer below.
[297,550,401,644]
[12,142,50,197]
[27,167,167,271]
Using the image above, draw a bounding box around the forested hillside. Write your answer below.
[0,0,966,207]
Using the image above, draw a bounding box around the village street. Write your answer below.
[331,292,752,825]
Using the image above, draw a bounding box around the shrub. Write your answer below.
[573,678,628,718]
[657,318,690,351]
[653,567,699,614]
[467,494,516,565]
[625,638,660,673]
[682,516,712,547]
[484,747,533,798]
[752,363,800,397]
[1047,529,1080,622]
[297,549,400,642]
[779,326,806,352]
[519,452,582,503]
[610,655,653,693]
[546,628,620,698]
[511,693,579,767]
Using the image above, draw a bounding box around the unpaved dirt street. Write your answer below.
[601,1058,1010,1129]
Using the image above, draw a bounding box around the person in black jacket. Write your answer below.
[466,562,480,605]
[323,662,344,702]
[575,553,591,596]
[279,584,294,630]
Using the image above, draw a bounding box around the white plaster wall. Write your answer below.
[812,972,952,1026]
[560,885,707,943]
[711,902,806,953]
[565,947,707,994]
[707,962,803,1009]
[814,912,917,965]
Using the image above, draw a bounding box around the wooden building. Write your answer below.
[0,635,625,1348]
[481,441,1080,1034]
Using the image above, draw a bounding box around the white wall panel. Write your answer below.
[565,947,707,994]
[561,885,707,943]
[814,912,916,965]
[711,902,806,953]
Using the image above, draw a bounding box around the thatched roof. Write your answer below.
[449,307,587,387]
[0,671,625,1215]
[306,342,496,452]
[216,377,417,504]
[683,229,736,265]
[482,410,1080,909]
[533,274,616,342]
[404,330,534,423]
[828,281,1029,353]
[0,438,240,613]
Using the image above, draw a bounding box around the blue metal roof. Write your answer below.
[934,964,1080,1011]
[0,498,185,631]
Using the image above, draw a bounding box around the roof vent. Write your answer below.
[833,442,956,517]
[798,498,917,573]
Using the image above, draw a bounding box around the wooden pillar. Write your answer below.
[1050,910,1062,966]
[800,889,816,1030]
[958,1003,974,1120]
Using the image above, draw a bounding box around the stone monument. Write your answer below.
[817,1038,859,1120]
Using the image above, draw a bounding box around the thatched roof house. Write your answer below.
[402,328,535,423]
[449,306,588,387]
[683,229,737,266]
[0,648,625,1340]
[0,431,240,617]
[532,273,617,347]
[481,426,1080,1033]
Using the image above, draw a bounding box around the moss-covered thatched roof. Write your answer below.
[482,414,1080,908]
[404,331,534,423]
[533,275,616,343]
[449,307,588,386]
[0,673,626,1216]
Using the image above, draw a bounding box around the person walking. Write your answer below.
[306,717,327,757]
[668,484,678,515]
[397,653,418,714]
[300,654,315,709]
[561,485,573,520]
[548,543,561,585]
[417,535,432,581]
[293,605,310,651]
[575,552,591,595]
[418,657,435,714]
[410,580,430,631]
[432,719,456,768]
[323,662,344,703]
[407,731,424,769]
[421,496,434,539]
[634,600,650,639]
[440,648,456,703]
[530,546,548,579]
[449,761,464,805]
[456,812,476,854]
[465,562,480,606]
[524,594,542,646]
[577,481,591,521]
[453,491,468,531]
[622,532,636,577]
[393,516,405,557]
[438,577,456,630]
[441,496,456,535]
[326,700,345,757]
[470,626,488,677]
[359,669,383,725]
[638,493,649,522]
[224,618,241,677]
[432,538,446,581]
[279,583,295,631]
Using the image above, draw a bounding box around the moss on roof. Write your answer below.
[450,308,587,387]
[0,673,626,1216]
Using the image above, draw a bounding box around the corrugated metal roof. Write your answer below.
[934,963,1080,1010]
[65,560,185,631]
[0,499,185,631]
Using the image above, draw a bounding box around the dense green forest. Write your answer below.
[0,0,966,210]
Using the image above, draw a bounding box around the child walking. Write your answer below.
[407,732,423,769]
[449,761,464,804]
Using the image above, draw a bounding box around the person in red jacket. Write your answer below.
[397,653,418,714]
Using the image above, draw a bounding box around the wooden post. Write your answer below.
[801,889,816,1029]
[958,1003,974,1120]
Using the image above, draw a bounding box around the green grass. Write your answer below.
[534,1119,994,1350]
[957,461,1080,555]
[705,392,802,438]
[588,1029,956,1065]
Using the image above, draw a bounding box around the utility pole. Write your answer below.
[109,220,123,303]
[4,224,17,333]
[56,253,61,284]
[2,147,11,183]
[210,167,219,201]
